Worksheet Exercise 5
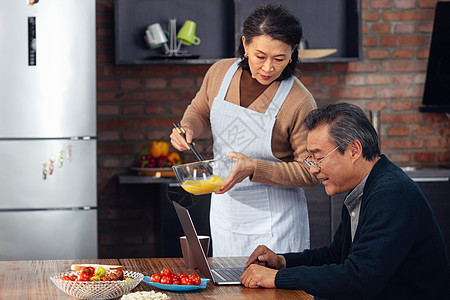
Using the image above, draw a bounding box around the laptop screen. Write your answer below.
[172,201,213,280]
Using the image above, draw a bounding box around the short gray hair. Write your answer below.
[304,103,380,161]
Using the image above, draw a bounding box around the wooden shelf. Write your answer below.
[115,0,361,65]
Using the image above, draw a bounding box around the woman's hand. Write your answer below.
[215,152,256,194]
[169,127,194,152]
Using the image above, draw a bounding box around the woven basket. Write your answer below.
[50,271,144,300]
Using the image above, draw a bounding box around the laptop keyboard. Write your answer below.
[211,267,244,282]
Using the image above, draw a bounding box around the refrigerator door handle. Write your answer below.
[28,17,36,66]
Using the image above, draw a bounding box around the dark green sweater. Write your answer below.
[275,155,450,299]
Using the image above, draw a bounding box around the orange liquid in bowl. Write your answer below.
[181,174,225,195]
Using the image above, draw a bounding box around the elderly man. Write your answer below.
[240,103,450,299]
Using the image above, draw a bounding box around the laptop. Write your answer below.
[172,201,244,285]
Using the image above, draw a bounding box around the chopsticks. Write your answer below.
[173,123,205,162]
[173,123,213,175]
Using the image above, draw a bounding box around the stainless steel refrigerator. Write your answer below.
[0,0,97,260]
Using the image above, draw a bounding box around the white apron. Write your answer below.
[209,59,309,257]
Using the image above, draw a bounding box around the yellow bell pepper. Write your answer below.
[149,139,170,158]
[167,152,182,166]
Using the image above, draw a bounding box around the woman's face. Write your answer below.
[242,34,293,85]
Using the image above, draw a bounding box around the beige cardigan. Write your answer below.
[181,58,319,188]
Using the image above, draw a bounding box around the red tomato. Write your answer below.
[70,275,78,281]
[191,276,201,285]
[179,273,187,278]
[172,278,181,285]
[88,267,95,277]
[61,275,71,281]
[188,274,199,281]
[160,268,172,277]
[172,274,180,281]
[80,267,90,275]
[150,274,161,283]
[77,272,90,281]
[160,275,173,284]
[180,277,192,285]
[189,274,201,285]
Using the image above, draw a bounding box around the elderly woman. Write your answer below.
[170,4,318,256]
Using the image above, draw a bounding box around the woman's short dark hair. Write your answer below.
[236,4,302,81]
[304,102,381,161]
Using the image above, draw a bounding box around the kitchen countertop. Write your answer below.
[399,167,450,182]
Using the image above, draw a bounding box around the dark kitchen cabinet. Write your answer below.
[406,169,450,259]
[114,0,361,65]
[304,185,332,249]
[116,176,212,258]
[159,184,212,258]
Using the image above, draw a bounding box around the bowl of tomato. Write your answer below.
[143,268,210,292]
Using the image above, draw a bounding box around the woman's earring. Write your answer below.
[244,52,248,58]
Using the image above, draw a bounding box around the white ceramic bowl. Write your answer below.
[50,271,144,300]
[172,158,235,195]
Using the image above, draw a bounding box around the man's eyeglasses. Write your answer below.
[303,146,340,170]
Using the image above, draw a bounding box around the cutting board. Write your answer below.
[298,49,337,59]
[132,167,175,177]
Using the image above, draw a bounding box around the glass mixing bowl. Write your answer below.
[172,158,235,195]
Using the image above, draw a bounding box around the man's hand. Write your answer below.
[240,264,278,288]
[245,245,285,269]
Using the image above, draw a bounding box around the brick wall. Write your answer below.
[96,0,449,258]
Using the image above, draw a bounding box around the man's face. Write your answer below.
[306,124,355,195]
